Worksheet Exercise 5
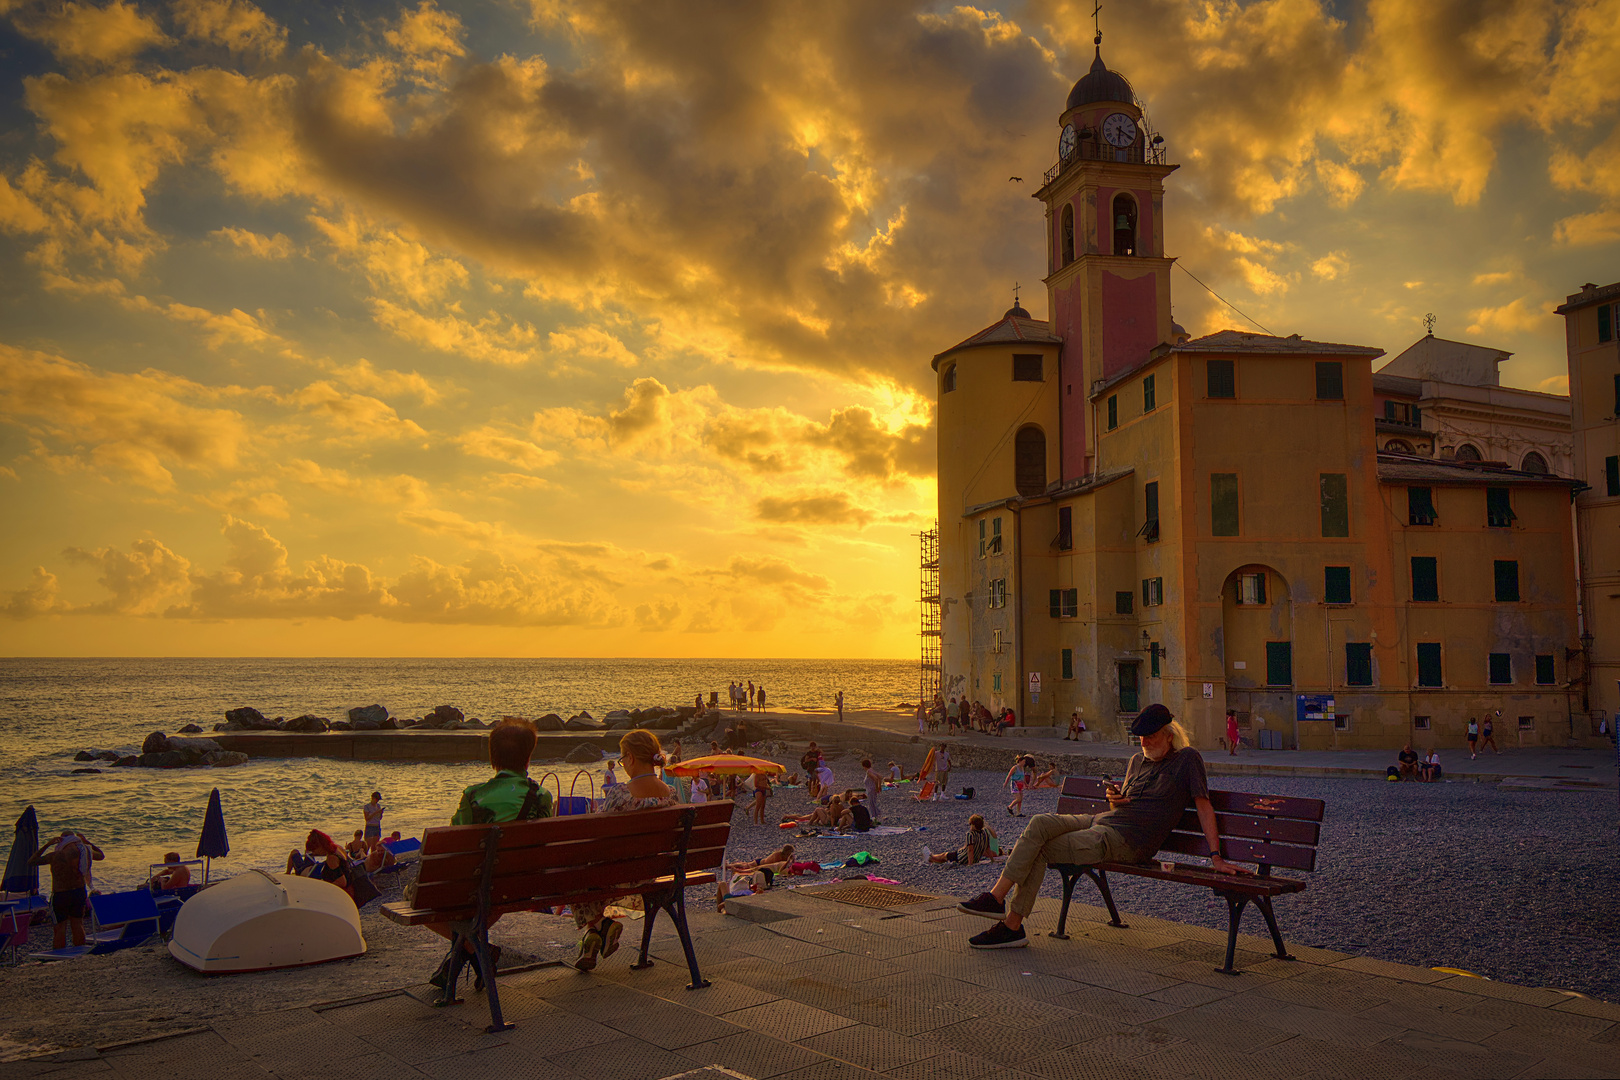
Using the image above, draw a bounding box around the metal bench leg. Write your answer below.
[632,889,667,971]
[1049,867,1080,939]
[1254,895,1294,962]
[671,890,709,990]
[470,933,511,1034]
[1087,868,1127,928]
[1217,892,1249,975]
[435,924,471,1007]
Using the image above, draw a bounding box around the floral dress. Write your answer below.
[573,784,675,930]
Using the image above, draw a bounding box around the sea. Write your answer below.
[0,657,916,890]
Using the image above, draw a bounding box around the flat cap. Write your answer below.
[1129,703,1174,737]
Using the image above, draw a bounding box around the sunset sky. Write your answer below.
[1,0,1616,658]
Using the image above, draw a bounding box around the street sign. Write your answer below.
[1028,672,1041,693]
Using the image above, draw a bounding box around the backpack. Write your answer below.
[1385,766,1401,782]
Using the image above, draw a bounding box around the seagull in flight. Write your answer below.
[1009,176,1023,183]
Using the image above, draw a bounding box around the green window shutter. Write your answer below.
[1614,374,1620,417]
[1211,473,1239,536]
[1063,588,1078,617]
[1535,654,1555,684]
[1324,566,1352,604]
[1411,557,1439,602]
[1107,395,1118,430]
[1345,642,1373,686]
[1149,643,1160,678]
[1601,302,1613,343]
[1207,359,1235,398]
[1486,487,1515,527]
[1049,589,1062,618]
[1115,591,1133,614]
[1488,653,1512,684]
[1416,642,1443,687]
[978,518,986,557]
[992,672,1002,693]
[1320,473,1349,537]
[1061,648,1074,680]
[1315,361,1344,400]
[1142,579,1150,606]
[1143,374,1156,411]
[1407,486,1436,525]
[1608,456,1620,497]
[1494,560,1520,602]
[1265,642,1292,686]
[1117,663,1139,711]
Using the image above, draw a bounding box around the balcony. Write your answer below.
[1043,138,1168,185]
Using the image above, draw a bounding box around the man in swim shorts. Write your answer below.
[30,830,105,948]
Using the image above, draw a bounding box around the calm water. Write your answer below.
[0,657,915,888]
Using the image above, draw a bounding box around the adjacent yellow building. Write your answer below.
[933,48,1585,752]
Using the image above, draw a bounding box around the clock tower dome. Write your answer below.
[1036,41,1178,479]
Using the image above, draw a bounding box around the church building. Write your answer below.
[932,46,1585,752]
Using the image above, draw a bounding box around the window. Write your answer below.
[1211,473,1239,536]
[1489,653,1512,684]
[992,671,1002,693]
[1416,642,1443,687]
[1486,487,1515,528]
[942,364,956,393]
[1236,573,1267,605]
[1115,591,1134,614]
[1454,443,1482,462]
[1112,193,1137,256]
[1143,374,1157,411]
[1012,354,1044,382]
[989,578,1007,608]
[1142,577,1163,606]
[978,518,986,558]
[1535,654,1555,684]
[1601,301,1613,343]
[1411,557,1439,602]
[1517,715,1534,731]
[1324,566,1352,604]
[1408,486,1437,525]
[1413,715,1431,731]
[1149,642,1160,678]
[1138,481,1160,542]
[1320,473,1349,537]
[1345,642,1373,686]
[1207,359,1235,398]
[1333,713,1351,732]
[1265,642,1293,686]
[1117,662,1139,712]
[1385,438,1414,454]
[1055,506,1073,551]
[1048,588,1078,618]
[1061,648,1074,680]
[1521,451,1548,475]
[1107,395,1118,430]
[1494,560,1520,602]
[1015,426,1047,497]
[1060,204,1075,266]
[1384,400,1420,426]
[987,517,1003,555]
[1609,456,1620,497]
[1315,361,1344,400]
[1614,373,1620,416]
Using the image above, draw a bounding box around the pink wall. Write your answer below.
[1056,287,1087,480]
[1101,271,1158,379]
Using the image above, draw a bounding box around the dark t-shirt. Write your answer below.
[1398,749,1419,764]
[1095,748,1209,859]
[849,804,872,832]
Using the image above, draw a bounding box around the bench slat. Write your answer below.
[416,822,733,885]
[381,872,721,927]
[1053,796,1319,846]
[1155,832,1317,871]
[1092,861,1307,896]
[411,846,727,911]
[418,801,735,857]
[1060,777,1325,823]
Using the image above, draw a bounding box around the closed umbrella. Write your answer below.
[3,805,39,895]
[196,788,229,883]
[665,755,785,778]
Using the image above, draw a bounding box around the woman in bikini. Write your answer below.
[573,729,674,972]
[1004,755,1034,816]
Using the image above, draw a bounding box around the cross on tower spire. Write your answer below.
[1092,2,1102,47]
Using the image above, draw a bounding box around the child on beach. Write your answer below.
[922,815,997,865]
[1004,755,1034,816]
[887,761,901,784]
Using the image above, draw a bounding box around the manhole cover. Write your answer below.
[805,883,939,909]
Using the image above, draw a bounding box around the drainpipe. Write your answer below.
[1010,498,1025,726]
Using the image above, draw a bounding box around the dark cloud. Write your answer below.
[755,491,871,527]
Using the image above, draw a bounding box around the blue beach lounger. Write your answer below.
[86,889,161,954]
[375,837,421,875]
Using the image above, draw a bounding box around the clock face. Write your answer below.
[1058,124,1077,160]
[1102,112,1138,148]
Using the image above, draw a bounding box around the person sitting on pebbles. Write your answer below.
[923,815,998,866]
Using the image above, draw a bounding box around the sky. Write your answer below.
[0,0,1616,659]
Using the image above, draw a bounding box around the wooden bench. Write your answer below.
[1050,777,1324,975]
[382,801,733,1031]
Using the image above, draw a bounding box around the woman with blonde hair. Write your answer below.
[572,728,674,971]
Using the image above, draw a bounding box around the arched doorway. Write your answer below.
[1221,564,1294,748]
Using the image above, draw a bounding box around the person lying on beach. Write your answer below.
[716,866,779,909]
[147,852,191,891]
[729,844,794,872]
[781,797,850,830]
[923,815,997,865]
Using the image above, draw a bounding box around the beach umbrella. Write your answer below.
[666,754,785,778]
[3,805,39,895]
[196,788,229,882]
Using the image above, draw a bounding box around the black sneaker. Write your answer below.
[957,892,1006,919]
[969,923,1028,949]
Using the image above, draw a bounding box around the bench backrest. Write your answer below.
[412,801,734,911]
[1057,777,1324,872]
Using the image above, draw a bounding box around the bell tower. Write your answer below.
[1035,37,1178,480]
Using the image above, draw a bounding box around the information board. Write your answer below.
[1296,694,1336,722]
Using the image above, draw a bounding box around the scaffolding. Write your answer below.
[919,524,941,705]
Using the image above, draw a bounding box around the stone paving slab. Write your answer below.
[7,880,1615,1080]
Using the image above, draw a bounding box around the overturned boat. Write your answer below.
[168,869,366,973]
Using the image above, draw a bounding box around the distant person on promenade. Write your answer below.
[147,852,191,892]
[1480,715,1499,754]
[1421,749,1442,782]
[1066,711,1085,741]
[757,685,767,712]
[363,791,384,845]
[1466,718,1479,759]
[1225,709,1240,755]
[957,704,1243,950]
[1397,743,1420,780]
[30,831,105,949]
[748,681,756,710]
[836,690,845,722]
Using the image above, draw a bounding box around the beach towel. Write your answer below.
[818,826,913,838]
[56,836,92,892]
[841,851,879,867]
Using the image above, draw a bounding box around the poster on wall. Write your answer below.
[1296,694,1336,722]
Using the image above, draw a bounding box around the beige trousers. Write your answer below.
[1003,813,1135,917]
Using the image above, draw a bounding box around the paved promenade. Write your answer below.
[10,883,1614,1080]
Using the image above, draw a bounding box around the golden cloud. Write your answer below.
[171,0,287,59]
[14,0,169,66]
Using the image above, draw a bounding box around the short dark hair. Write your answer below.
[372,791,382,800]
[489,717,538,773]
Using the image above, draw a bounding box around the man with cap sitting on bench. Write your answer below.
[955,703,1245,949]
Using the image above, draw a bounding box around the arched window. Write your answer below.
[1112,193,1137,256]
[1454,443,1482,462]
[1384,438,1414,454]
[941,364,956,394]
[1060,204,1075,266]
[1521,451,1548,474]
[1014,426,1047,497]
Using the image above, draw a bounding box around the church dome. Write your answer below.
[1066,48,1136,110]
[1004,301,1031,320]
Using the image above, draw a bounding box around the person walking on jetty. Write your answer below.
[30,830,104,949]
[363,791,384,844]
[957,704,1244,949]
[757,684,767,712]
[835,689,844,722]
